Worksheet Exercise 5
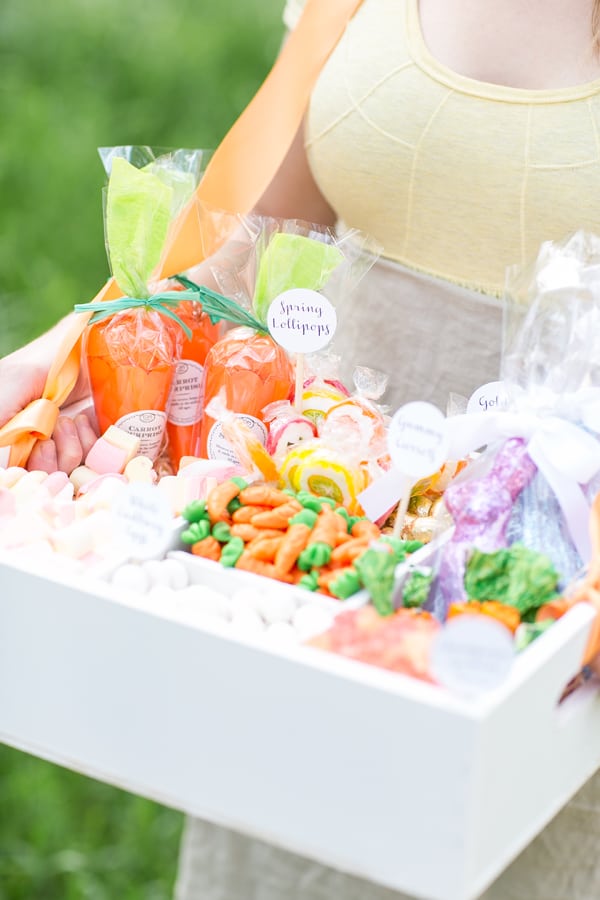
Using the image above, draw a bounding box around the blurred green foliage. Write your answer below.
[0,0,283,356]
[0,1,283,897]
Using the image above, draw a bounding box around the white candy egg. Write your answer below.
[111,563,151,594]
[141,559,173,588]
[230,607,266,635]
[160,558,190,590]
[174,585,231,620]
[256,591,296,625]
[230,586,264,615]
[292,604,334,639]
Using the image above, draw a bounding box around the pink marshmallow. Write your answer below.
[85,437,130,475]
[0,487,16,517]
[44,471,70,497]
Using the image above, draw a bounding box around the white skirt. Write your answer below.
[174,259,600,900]
[175,770,600,900]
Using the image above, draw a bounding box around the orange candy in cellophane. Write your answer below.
[197,326,294,461]
[165,299,221,469]
[84,308,183,461]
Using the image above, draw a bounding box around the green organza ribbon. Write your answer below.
[74,290,197,340]
[174,275,265,332]
[74,278,266,339]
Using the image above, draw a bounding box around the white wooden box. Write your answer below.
[1,551,599,900]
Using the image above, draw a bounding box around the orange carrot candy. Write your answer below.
[295,507,339,571]
[232,504,270,524]
[230,523,262,543]
[206,477,248,525]
[274,522,313,575]
[247,535,285,563]
[238,485,293,508]
[330,537,371,566]
[350,519,381,541]
[250,501,303,530]
[191,535,222,562]
[235,551,295,584]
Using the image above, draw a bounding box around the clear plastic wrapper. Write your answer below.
[196,216,379,464]
[79,148,209,460]
[437,231,600,617]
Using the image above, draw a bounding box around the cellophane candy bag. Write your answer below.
[436,231,600,618]
[162,202,243,468]
[82,148,208,461]
[197,216,379,465]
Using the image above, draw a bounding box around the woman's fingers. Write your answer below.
[25,412,99,475]
[27,438,58,474]
[54,416,86,474]
[74,412,98,460]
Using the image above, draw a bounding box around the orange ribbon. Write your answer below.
[0,0,363,467]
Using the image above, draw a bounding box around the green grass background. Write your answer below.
[0,1,284,897]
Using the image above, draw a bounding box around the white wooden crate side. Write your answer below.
[0,562,481,899]
[465,603,600,899]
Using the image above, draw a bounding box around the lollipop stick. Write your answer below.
[392,490,411,539]
[294,352,305,412]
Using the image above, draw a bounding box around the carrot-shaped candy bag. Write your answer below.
[196,220,351,460]
[76,153,206,461]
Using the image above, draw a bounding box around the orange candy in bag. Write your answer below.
[197,326,294,461]
[165,298,221,468]
[85,308,183,461]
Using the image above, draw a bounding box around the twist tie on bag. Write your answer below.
[174,275,265,332]
[74,290,196,340]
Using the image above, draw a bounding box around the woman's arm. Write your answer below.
[254,118,336,227]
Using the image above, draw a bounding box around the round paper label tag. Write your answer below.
[116,410,167,461]
[167,360,204,426]
[267,288,337,354]
[111,482,174,561]
[467,381,509,415]
[388,402,448,479]
[431,615,515,697]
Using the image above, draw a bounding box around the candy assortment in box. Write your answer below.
[4,193,600,704]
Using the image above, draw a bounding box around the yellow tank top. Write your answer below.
[284,0,600,296]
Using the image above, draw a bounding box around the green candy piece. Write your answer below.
[230,476,249,490]
[182,499,208,524]
[212,521,232,543]
[464,544,560,619]
[380,536,424,564]
[354,548,397,617]
[181,519,211,544]
[334,506,352,529]
[297,542,332,572]
[402,570,433,608]
[227,496,242,514]
[329,569,361,599]
[289,508,319,528]
[296,491,326,513]
[252,232,345,326]
[319,497,337,509]
[298,571,320,591]
[220,536,245,568]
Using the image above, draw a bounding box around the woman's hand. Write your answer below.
[0,322,99,475]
